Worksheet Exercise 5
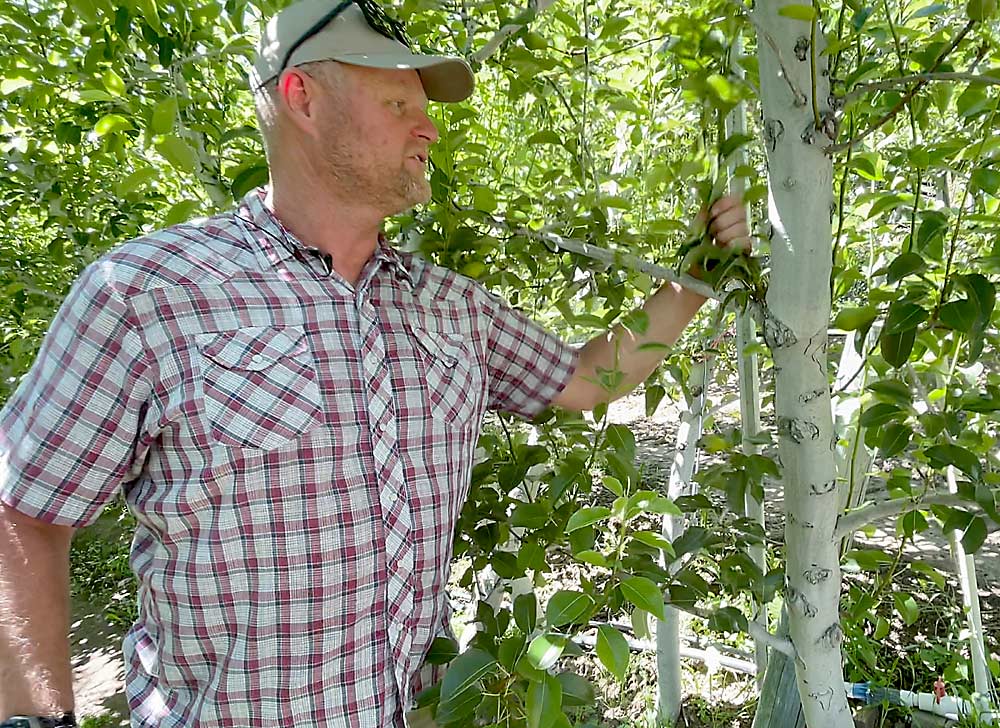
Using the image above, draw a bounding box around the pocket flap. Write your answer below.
[196,327,306,371]
[411,327,466,367]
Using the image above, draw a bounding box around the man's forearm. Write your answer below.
[556,280,708,410]
[0,504,75,718]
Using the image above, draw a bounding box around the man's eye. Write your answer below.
[391,100,405,111]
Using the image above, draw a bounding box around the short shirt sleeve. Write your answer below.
[0,262,156,527]
[483,294,578,419]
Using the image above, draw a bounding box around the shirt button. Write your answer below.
[251,354,263,363]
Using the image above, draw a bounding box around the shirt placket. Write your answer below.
[354,285,418,710]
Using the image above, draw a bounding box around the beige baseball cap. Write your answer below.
[251,0,475,102]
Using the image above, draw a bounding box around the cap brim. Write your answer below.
[335,53,474,103]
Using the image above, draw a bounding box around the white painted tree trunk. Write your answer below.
[657,358,712,726]
[946,465,994,704]
[726,34,768,685]
[754,3,852,726]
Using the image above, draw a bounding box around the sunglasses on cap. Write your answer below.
[277,0,413,82]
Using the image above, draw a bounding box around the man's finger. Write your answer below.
[709,208,748,237]
[710,195,744,217]
[712,221,752,249]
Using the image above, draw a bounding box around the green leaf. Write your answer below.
[602,475,624,497]
[527,674,563,728]
[620,576,666,621]
[880,328,916,368]
[884,301,928,335]
[708,606,749,634]
[151,98,177,135]
[961,516,988,553]
[971,167,1000,195]
[437,649,497,724]
[95,114,132,136]
[940,298,978,333]
[473,186,497,213]
[859,403,903,428]
[893,593,920,626]
[648,495,684,517]
[156,134,199,173]
[102,69,126,96]
[527,130,562,145]
[778,4,818,20]
[957,87,990,118]
[0,77,32,95]
[834,305,879,331]
[545,589,595,627]
[232,164,270,199]
[910,2,948,17]
[645,384,666,416]
[78,89,117,103]
[595,625,630,681]
[900,509,928,538]
[873,615,890,640]
[719,133,755,159]
[621,309,649,335]
[572,549,609,567]
[879,423,912,457]
[514,592,538,634]
[557,672,595,707]
[868,378,913,406]
[851,153,882,181]
[632,530,676,556]
[566,506,612,533]
[163,199,200,227]
[526,633,567,670]
[604,424,636,460]
[511,502,550,529]
[887,252,926,284]
[424,636,460,665]
[116,167,157,196]
[924,444,981,480]
[916,210,949,255]
[957,274,995,323]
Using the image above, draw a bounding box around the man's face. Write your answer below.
[314,64,439,216]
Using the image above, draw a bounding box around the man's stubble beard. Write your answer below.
[320,127,431,216]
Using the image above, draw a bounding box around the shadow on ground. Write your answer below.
[71,597,129,725]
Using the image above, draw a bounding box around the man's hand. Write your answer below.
[684,195,752,281]
[705,195,752,254]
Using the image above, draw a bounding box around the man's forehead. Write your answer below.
[346,64,428,100]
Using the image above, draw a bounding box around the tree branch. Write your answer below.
[826,20,977,153]
[730,0,808,107]
[834,493,983,540]
[470,0,557,63]
[517,228,722,300]
[843,72,1000,106]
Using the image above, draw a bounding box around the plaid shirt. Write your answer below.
[0,189,577,727]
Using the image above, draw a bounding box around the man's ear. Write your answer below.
[278,68,323,135]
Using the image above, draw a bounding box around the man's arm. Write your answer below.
[0,503,75,718]
[553,195,750,412]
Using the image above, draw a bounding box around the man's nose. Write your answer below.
[415,111,439,144]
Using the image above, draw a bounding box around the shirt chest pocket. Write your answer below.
[195,326,322,450]
[407,325,483,427]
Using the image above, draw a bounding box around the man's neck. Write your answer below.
[266,177,384,286]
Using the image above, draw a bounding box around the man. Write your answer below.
[0,0,750,726]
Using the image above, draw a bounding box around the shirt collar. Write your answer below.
[236,186,415,288]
